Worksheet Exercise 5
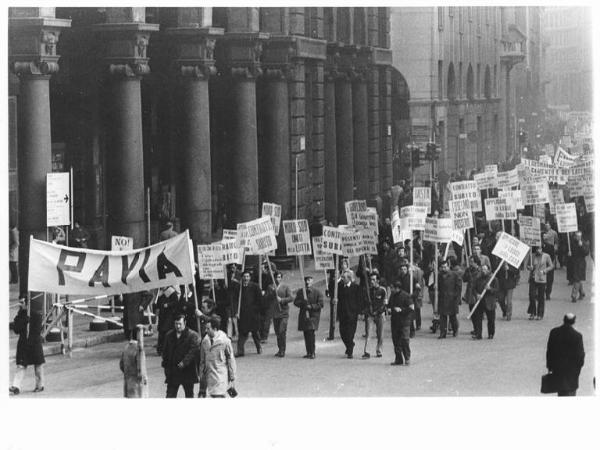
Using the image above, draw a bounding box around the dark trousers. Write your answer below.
[166,382,195,398]
[468,303,476,330]
[272,317,288,355]
[237,330,261,355]
[259,313,272,341]
[410,307,422,335]
[215,307,230,334]
[545,269,554,298]
[9,261,18,284]
[303,330,316,356]
[528,282,546,318]
[328,300,336,339]
[391,320,411,363]
[472,304,496,337]
[557,390,576,397]
[339,317,358,355]
[439,314,458,337]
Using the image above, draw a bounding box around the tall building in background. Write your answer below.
[543,6,593,113]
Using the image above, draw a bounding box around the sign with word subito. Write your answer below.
[321,226,343,255]
[197,243,225,279]
[413,187,431,214]
[450,181,482,212]
[111,235,134,252]
[312,236,335,270]
[521,181,549,205]
[449,198,473,230]
[46,172,71,227]
[484,197,517,221]
[261,202,282,235]
[555,203,578,233]
[423,217,452,243]
[345,200,368,226]
[518,215,541,247]
[282,219,312,256]
[492,232,530,269]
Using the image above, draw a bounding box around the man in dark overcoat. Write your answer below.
[437,260,462,339]
[546,313,585,396]
[569,231,590,302]
[471,263,500,340]
[388,282,414,366]
[161,315,200,398]
[233,270,263,356]
[294,276,324,359]
[337,271,361,358]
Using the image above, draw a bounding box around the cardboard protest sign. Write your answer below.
[111,235,133,251]
[261,202,282,235]
[498,189,524,210]
[345,200,368,226]
[451,228,464,246]
[423,217,452,243]
[568,177,593,198]
[197,243,225,279]
[244,216,278,254]
[548,189,565,215]
[492,232,530,269]
[474,171,498,190]
[47,172,71,227]
[554,147,578,168]
[351,209,379,233]
[449,198,473,230]
[568,159,593,178]
[321,226,343,255]
[532,204,547,221]
[583,191,594,213]
[555,203,578,233]
[539,154,553,165]
[518,215,542,247]
[282,219,312,255]
[28,231,195,295]
[484,197,517,221]
[357,228,378,255]
[400,205,427,230]
[222,229,238,241]
[413,187,431,214]
[497,168,520,189]
[312,236,335,270]
[340,227,362,257]
[391,210,411,245]
[521,181,549,205]
[485,164,498,174]
[235,222,254,254]
[450,181,482,212]
[520,158,568,184]
[220,239,243,265]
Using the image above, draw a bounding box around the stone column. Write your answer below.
[335,70,354,222]
[94,16,159,247]
[166,24,223,244]
[219,33,268,223]
[324,67,338,224]
[9,9,71,295]
[367,66,381,206]
[352,68,369,201]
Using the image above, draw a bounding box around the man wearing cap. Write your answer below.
[546,313,585,396]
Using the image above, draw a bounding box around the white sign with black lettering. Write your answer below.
[555,203,578,233]
[451,228,464,246]
[521,181,549,205]
[400,205,427,231]
[197,243,225,280]
[391,209,411,244]
[220,239,243,265]
[261,202,282,235]
[111,235,133,252]
[413,187,431,214]
[518,215,541,247]
[492,232,530,269]
[449,198,473,230]
[498,189,524,210]
[345,200,368,226]
[548,189,565,215]
[584,191,594,213]
[474,171,498,190]
[312,236,335,270]
[358,228,378,256]
[423,217,452,243]
[340,227,362,257]
[321,226,343,255]
[47,172,71,227]
[283,219,312,256]
[497,168,520,189]
[244,216,278,254]
[450,181,482,212]
[485,164,498,174]
[484,197,517,221]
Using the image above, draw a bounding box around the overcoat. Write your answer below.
[546,324,585,392]
[294,287,324,331]
[161,327,200,385]
[13,308,45,366]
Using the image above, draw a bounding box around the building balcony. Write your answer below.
[500,24,526,67]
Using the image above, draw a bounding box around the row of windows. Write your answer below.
[438,61,498,101]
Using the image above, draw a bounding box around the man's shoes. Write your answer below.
[535,316,542,320]
[452,330,458,337]
[571,299,577,303]
[409,331,415,338]
[471,335,482,340]
[326,337,335,341]
[9,386,19,395]
[260,339,267,344]
[33,386,44,393]
[274,352,284,357]
[309,354,315,359]
[361,352,370,359]
[438,334,446,339]
[470,330,476,335]
[546,295,551,300]
[487,335,494,339]
[303,354,311,358]
[528,315,535,320]
[376,352,382,358]
[404,360,410,366]
[390,361,403,366]
[346,354,353,359]
[235,353,244,358]
[256,347,263,355]
[416,326,421,331]
[580,293,586,299]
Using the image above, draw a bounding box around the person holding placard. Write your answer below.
[471,264,500,340]
[266,272,293,357]
[387,282,414,366]
[234,271,263,357]
[526,246,553,320]
[294,276,324,359]
[462,255,482,335]
[437,260,462,339]
[569,231,590,302]
[364,272,388,358]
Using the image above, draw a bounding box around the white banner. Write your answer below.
[450,181,482,212]
[449,198,473,230]
[261,202,282,235]
[197,243,225,280]
[46,172,71,227]
[521,181,550,205]
[474,171,498,190]
[111,235,133,252]
[345,200,368,226]
[282,219,312,256]
[491,232,530,269]
[568,177,593,198]
[451,229,465,246]
[518,215,542,247]
[548,189,565,215]
[555,203,578,233]
[423,217,452,243]
[498,189,524,210]
[321,226,344,255]
[400,205,427,231]
[413,187,431,214]
[554,147,578,168]
[520,158,568,184]
[312,236,335,270]
[28,231,194,295]
[497,168,520,189]
[484,197,517,221]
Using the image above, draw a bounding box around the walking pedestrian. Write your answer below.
[155,285,180,355]
[294,276,324,359]
[569,231,590,302]
[233,271,263,357]
[337,270,361,358]
[363,272,387,358]
[437,260,462,339]
[546,313,585,396]
[471,263,499,340]
[462,255,482,334]
[199,315,236,398]
[119,326,148,398]
[388,282,413,366]
[266,272,293,357]
[527,246,553,320]
[9,224,19,284]
[497,261,519,321]
[161,315,200,398]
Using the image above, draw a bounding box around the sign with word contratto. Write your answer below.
[312,236,335,270]
[518,215,541,247]
[450,181,482,212]
[484,197,517,221]
[555,203,578,233]
[321,226,343,255]
[413,187,431,214]
[449,198,473,230]
[423,217,453,243]
[282,219,312,256]
[46,172,71,227]
[491,232,530,269]
[261,202,282,235]
[111,235,134,252]
[244,216,278,254]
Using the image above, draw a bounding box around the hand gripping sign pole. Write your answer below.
[237,250,247,319]
[467,262,503,320]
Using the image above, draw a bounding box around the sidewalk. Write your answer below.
[8,257,327,359]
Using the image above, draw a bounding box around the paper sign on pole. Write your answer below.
[413,187,431,214]
[321,226,344,255]
[111,235,134,251]
[345,200,368,226]
[312,236,335,270]
[474,171,498,190]
[197,243,225,279]
[583,191,594,213]
[568,177,593,198]
[391,210,411,244]
[423,217,452,243]
[261,202,282,235]
[351,210,379,233]
[357,228,378,255]
[28,231,195,295]
[340,227,362,257]
[498,189,524,210]
[400,205,427,231]
[450,181,482,212]
[282,219,312,255]
[451,228,464,246]
[520,158,568,184]
[539,154,553,165]
[485,164,498,174]
[554,147,578,168]
[548,189,565,215]
[518,215,542,247]
[555,203,578,233]
[46,172,71,227]
[222,229,238,241]
[484,197,517,221]
[449,198,473,230]
[521,181,549,205]
[492,232,530,269]
[497,168,520,189]
[220,239,243,265]
[244,216,278,254]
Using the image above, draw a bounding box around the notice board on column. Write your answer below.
[47,172,71,227]
[555,203,578,233]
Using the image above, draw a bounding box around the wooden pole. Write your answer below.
[410,236,414,295]
[295,156,299,220]
[265,254,277,287]
[567,233,572,255]
[67,306,73,357]
[466,228,472,256]
[237,254,246,318]
[501,219,505,232]
[473,211,478,236]
[146,187,151,246]
[433,245,439,314]
[136,325,149,398]
[188,280,201,333]
[258,254,263,290]
[329,256,339,340]
[443,241,450,260]
[70,166,74,231]
[299,255,308,300]
[467,261,504,319]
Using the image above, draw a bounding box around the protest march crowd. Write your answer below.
[10,143,593,398]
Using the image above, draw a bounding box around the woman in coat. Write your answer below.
[10,299,45,395]
[294,276,324,359]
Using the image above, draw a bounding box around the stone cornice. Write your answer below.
[164,26,224,80]
[217,32,269,80]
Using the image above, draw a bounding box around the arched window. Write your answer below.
[484,65,492,99]
[447,63,456,100]
[466,64,474,100]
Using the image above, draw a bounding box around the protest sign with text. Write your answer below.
[312,237,335,270]
[413,187,431,213]
[548,189,565,215]
[282,219,312,255]
[449,198,473,230]
[220,239,243,265]
[484,197,517,221]
[520,158,568,184]
[450,181,482,211]
[554,147,578,168]
[518,215,541,247]
[391,210,411,244]
[521,181,549,205]
[47,172,71,227]
[400,205,427,231]
[111,235,134,252]
[485,164,498,174]
[423,217,452,243]
[497,168,520,189]
[197,243,225,279]
[498,189,524,210]
[345,200,368,226]
[340,227,362,257]
[474,171,498,190]
[244,216,278,254]
[321,226,344,255]
[491,232,530,269]
[555,203,578,233]
[261,202,282,235]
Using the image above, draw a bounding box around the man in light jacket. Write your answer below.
[199,315,236,398]
[527,246,554,320]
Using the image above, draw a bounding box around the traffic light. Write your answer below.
[411,145,422,167]
[425,142,441,161]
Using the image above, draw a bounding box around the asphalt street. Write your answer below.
[7,259,596,398]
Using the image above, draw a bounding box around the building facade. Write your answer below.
[8,7,393,293]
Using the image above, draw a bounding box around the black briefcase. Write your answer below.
[541,373,559,394]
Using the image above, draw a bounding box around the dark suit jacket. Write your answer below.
[546,324,585,392]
